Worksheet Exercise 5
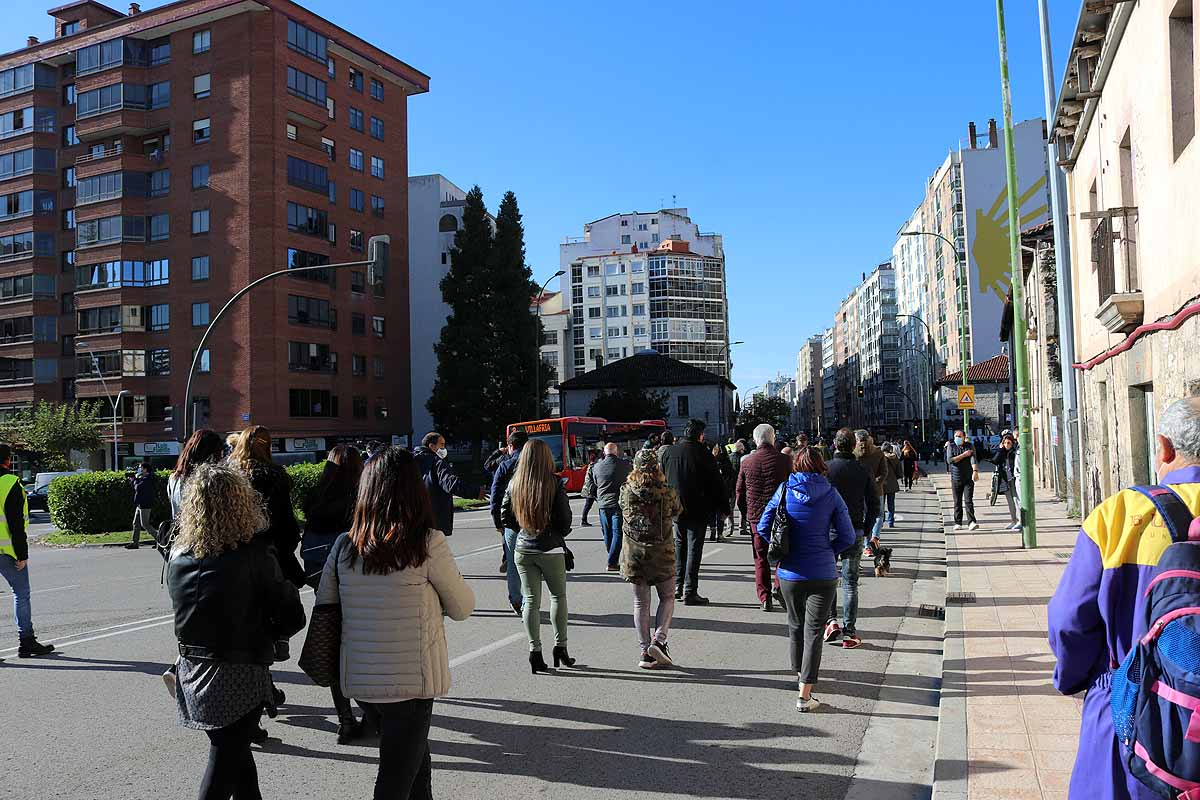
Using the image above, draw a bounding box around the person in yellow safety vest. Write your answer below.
[0,444,54,658]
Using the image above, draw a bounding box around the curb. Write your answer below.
[930,474,969,800]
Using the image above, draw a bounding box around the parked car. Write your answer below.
[25,483,50,512]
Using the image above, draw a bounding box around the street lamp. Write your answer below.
[533,269,566,420]
[183,235,390,438]
[896,313,939,441]
[902,231,971,433]
[77,340,129,470]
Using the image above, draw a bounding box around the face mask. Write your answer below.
[436,448,448,460]
[954,436,964,445]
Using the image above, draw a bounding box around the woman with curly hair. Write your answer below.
[166,464,306,799]
[228,426,304,587]
[620,448,683,669]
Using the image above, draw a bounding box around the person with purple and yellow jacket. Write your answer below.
[1048,397,1200,800]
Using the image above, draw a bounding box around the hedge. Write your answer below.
[47,464,325,535]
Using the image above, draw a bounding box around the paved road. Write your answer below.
[0,487,944,799]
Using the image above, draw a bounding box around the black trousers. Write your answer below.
[674,521,707,596]
[952,479,977,525]
[363,698,435,800]
[199,709,262,800]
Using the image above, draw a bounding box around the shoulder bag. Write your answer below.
[767,479,791,566]
[298,535,345,688]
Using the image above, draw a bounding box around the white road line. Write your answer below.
[49,619,177,650]
[448,632,525,668]
[453,543,503,561]
[0,612,174,655]
[30,584,81,595]
[706,547,725,558]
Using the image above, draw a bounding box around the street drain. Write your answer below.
[1054,552,1072,559]
[918,604,946,619]
[946,592,977,604]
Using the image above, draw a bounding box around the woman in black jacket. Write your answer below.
[167,463,305,800]
[501,439,575,673]
[991,433,1020,530]
[710,444,736,541]
[300,444,365,743]
[229,426,304,587]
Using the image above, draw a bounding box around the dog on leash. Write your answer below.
[873,546,893,577]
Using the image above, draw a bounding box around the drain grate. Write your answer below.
[918,604,946,619]
[946,592,977,604]
[1054,552,1072,559]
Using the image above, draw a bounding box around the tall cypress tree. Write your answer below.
[428,186,494,464]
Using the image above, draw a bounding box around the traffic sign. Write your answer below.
[957,385,976,409]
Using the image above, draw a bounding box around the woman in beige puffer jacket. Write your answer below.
[315,446,474,798]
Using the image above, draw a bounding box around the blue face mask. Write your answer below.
[954,436,964,446]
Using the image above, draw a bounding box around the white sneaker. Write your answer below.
[1009,522,1022,531]
[796,696,822,713]
[968,522,980,531]
[162,668,177,698]
[953,524,962,531]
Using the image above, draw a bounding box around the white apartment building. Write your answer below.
[561,209,729,379]
[533,290,570,417]
[820,325,837,434]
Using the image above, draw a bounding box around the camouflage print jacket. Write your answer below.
[618,480,682,585]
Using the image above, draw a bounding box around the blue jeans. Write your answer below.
[885,493,896,527]
[599,508,623,568]
[503,529,523,607]
[0,554,33,639]
[829,534,864,634]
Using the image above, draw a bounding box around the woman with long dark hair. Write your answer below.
[315,447,474,799]
[301,445,364,744]
[900,441,919,491]
[501,439,575,673]
[168,429,225,519]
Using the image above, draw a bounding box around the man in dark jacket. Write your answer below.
[660,419,731,605]
[824,428,880,649]
[945,429,979,530]
[583,443,633,571]
[490,430,528,614]
[415,433,483,538]
[128,460,156,550]
[854,429,887,549]
[735,424,790,611]
[0,444,53,657]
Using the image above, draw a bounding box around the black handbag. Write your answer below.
[767,480,791,566]
[298,536,344,687]
[563,545,575,572]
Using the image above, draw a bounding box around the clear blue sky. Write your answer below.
[5,0,1080,394]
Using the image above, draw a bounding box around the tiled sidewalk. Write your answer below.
[930,467,1084,800]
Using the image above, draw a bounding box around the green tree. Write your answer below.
[0,401,104,470]
[428,186,495,467]
[736,396,792,441]
[587,387,670,422]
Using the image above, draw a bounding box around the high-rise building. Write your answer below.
[795,334,822,436]
[0,0,427,467]
[560,208,729,379]
[820,325,836,434]
[852,262,901,429]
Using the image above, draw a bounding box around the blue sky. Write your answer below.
[6,0,1080,394]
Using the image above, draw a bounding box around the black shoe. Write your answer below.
[124,542,139,550]
[511,600,523,616]
[336,719,362,745]
[529,650,550,674]
[762,599,773,612]
[499,556,507,575]
[272,685,286,707]
[252,726,269,744]
[552,646,576,668]
[17,638,54,658]
[683,594,709,606]
[580,521,592,527]
[674,588,684,601]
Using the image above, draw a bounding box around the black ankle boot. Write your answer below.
[18,637,54,658]
[529,650,549,674]
[333,692,359,744]
[552,646,575,668]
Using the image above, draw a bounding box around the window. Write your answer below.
[632,281,645,294]
[63,125,79,146]
[145,348,170,377]
[63,84,76,106]
[286,123,297,140]
[192,30,211,54]
[632,303,646,316]
[62,20,80,36]
[191,302,209,326]
[352,354,366,376]
[193,73,210,99]
[373,356,384,378]
[605,262,625,276]
[289,388,337,418]
[288,341,336,372]
[369,78,384,101]
[286,156,329,194]
[351,271,365,293]
[349,148,363,171]
[1171,1,1195,160]
[288,295,335,328]
[348,68,363,92]
[148,81,170,109]
[327,57,334,78]
[620,235,631,245]
[370,117,384,140]
[321,137,335,161]
[371,316,385,338]
[620,219,628,227]
[328,180,335,204]
[587,286,600,298]
[326,96,334,120]
[194,348,211,374]
[370,195,384,217]
[193,117,210,143]
[286,19,327,63]
[351,312,365,336]
[76,260,169,290]
[286,202,329,237]
[353,395,366,418]
[286,66,326,106]
[349,107,363,131]
[607,326,620,338]
[149,168,169,197]
[370,156,384,178]
[148,37,170,66]
[286,248,331,284]
[587,307,601,319]
[191,163,209,189]
[191,255,209,281]
[349,229,364,251]
[148,304,169,332]
[191,209,209,234]
[61,250,74,272]
[605,285,620,297]
[63,209,75,230]
[349,188,364,212]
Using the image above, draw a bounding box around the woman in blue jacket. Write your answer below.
[758,446,857,712]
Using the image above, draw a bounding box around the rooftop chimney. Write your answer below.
[27,36,39,47]
[988,118,998,148]
[968,121,978,149]
[128,3,141,13]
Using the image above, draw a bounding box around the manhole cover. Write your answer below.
[918,604,946,619]
[1054,552,1072,559]
[947,592,977,604]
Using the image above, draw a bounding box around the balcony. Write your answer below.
[1090,209,1143,334]
[77,109,164,142]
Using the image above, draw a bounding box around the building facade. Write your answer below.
[795,334,822,436]
[533,289,569,417]
[820,325,836,434]
[0,0,426,467]
[1051,0,1200,510]
[560,208,729,379]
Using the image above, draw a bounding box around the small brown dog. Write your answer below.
[873,546,893,577]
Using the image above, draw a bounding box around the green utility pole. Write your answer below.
[995,0,1037,548]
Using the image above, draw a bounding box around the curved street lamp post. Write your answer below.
[533,270,566,419]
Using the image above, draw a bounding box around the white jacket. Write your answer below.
[314,530,474,702]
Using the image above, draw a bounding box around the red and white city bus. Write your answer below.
[505,417,668,492]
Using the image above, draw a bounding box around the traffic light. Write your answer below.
[857,385,864,398]
[163,405,182,442]
[367,234,390,287]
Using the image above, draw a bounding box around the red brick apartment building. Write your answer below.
[0,0,428,467]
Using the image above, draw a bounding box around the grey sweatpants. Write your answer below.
[779,578,837,684]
